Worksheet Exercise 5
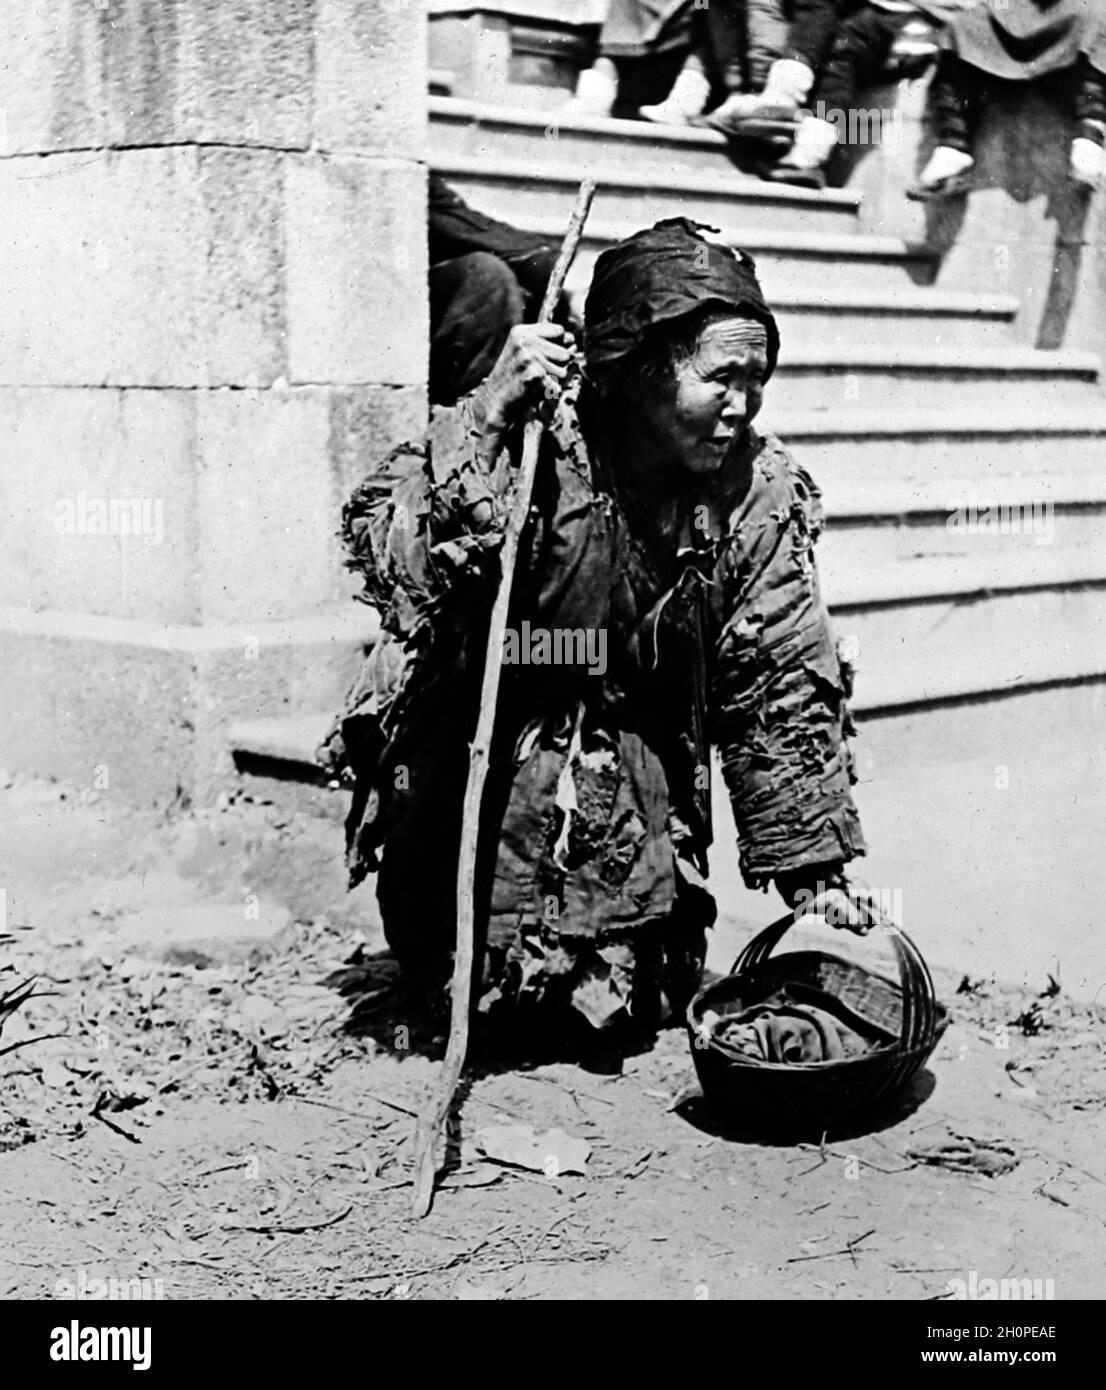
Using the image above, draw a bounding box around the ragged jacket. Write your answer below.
[320,367,865,952]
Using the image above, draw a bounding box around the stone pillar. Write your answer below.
[0,0,428,805]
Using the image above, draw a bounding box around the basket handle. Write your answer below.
[729,891,938,1053]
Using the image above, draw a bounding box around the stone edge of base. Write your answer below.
[0,605,379,652]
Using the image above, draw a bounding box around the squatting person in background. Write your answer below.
[321,220,872,1058]
[428,174,571,405]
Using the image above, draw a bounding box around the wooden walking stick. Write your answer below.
[411,179,597,1218]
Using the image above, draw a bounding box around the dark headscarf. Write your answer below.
[583,218,780,379]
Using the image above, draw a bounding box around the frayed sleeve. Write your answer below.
[711,435,866,888]
[339,397,509,636]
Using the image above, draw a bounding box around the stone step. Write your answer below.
[430,95,830,181]
[231,711,343,789]
[820,465,1106,521]
[230,713,339,769]
[769,289,1019,352]
[819,521,1106,609]
[765,346,1100,413]
[0,603,379,808]
[437,184,1011,344]
[800,435,1106,608]
[768,409,1106,495]
[228,714,347,822]
[484,197,1014,344]
[765,407,1106,503]
[515,212,936,294]
[229,574,1106,807]
[432,150,864,240]
[835,583,1106,714]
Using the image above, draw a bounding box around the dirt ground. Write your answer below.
[2,771,1104,1301]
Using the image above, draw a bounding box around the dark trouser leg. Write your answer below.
[743,0,791,92]
[596,0,697,109]
[1075,56,1106,141]
[811,8,900,116]
[786,0,851,77]
[702,0,748,94]
[428,251,525,407]
[929,52,992,153]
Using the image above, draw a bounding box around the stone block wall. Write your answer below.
[0,0,429,805]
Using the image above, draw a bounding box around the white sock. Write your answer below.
[779,115,838,169]
[762,58,815,108]
[565,59,617,116]
[641,66,711,124]
[708,91,772,125]
[1071,136,1106,189]
[918,145,975,186]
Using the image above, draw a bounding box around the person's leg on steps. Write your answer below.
[766,6,901,185]
[910,51,990,198]
[1072,54,1106,189]
[813,6,899,114]
[701,0,750,98]
[640,48,712,124]
[708,0,841,135]
[747,0,794,92]
[565,0,697,116]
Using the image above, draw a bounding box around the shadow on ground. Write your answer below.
[675,1066,938,1147]
[323,945,663,1078]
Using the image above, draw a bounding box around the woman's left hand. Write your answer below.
[775,865,888,936]
[812,882,886,936]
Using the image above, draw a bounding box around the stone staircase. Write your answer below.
[229,92,1106,806]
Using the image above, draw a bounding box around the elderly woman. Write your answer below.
[321,220,867,1052]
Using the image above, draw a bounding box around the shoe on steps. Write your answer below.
[763,162,826,190]
[640,65,711,126]
[705,91,798,137]
[906,146,975,201]
[762,57,815,107]
[702,57,814,137]
[1071,134,1106,190]
[562,62,618,118]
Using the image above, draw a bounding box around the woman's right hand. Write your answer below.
[474,322,574,446]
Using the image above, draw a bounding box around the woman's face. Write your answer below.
[646,316,769,477]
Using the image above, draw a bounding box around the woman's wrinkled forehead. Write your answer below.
[691,317,769,365]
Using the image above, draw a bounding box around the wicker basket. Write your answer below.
[686,905,948,1139]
